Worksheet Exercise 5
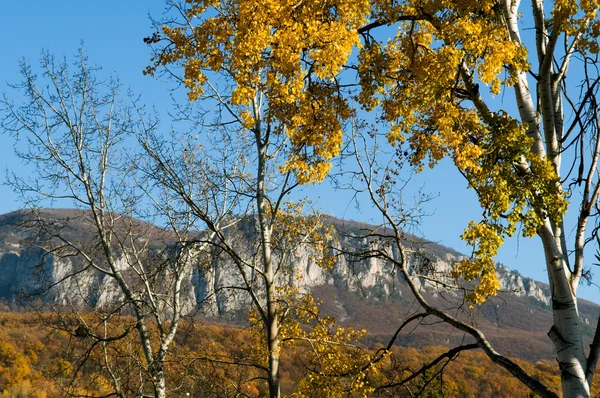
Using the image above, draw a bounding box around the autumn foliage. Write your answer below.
[2,0,600,393]
[3,311,599,397]
[146,0,370,184]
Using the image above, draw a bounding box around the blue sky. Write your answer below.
[0,1,598,303]
[0,1,169,210]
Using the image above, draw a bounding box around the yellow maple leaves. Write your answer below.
[358,0,565,303]
[148,0,370,183]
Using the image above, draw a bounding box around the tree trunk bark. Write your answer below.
[267,306,281,398]
[255,108,281,398]
[541,230,590,397]
[154,373,167,398]
[549,289,590,397]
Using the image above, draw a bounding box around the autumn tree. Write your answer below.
[142,1,397,396]
[352,0,600,396]
[141,58,377,398]
[343,125,560,397]
[146,0,600,396]
[0,51,217,398]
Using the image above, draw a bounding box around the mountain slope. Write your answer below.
[0,209,596,361]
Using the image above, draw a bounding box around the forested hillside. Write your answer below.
[1,209,597,364]
[0,312,576,397]
[0,210,598,396]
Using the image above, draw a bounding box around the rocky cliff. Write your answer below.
[0,210,568,313]
[0,211,551,311]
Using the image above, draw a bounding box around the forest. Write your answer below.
[0,312,571,397]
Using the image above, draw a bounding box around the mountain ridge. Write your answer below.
[0,208,597,361]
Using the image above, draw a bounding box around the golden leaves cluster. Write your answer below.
[148,0,370,183]
[358,1,566,303]
[249,284,385,397]
[450,114,566,304]
[452,221,502,304]
[554,0,600,52]
[360,0,529,150]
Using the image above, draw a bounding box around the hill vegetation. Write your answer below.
[0,311,581,397]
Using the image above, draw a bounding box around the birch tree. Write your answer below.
[143,1,393,395]
[146,0,600,396]
[1,51,217,398]
[141,51,378,398]
[343,125,560,397]
[355,0,600,396]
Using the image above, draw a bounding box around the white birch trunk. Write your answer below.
[255,101,281,398]
[501,0,594,393]
[541,228,590,397]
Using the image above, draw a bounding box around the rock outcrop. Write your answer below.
[0,210,558,314]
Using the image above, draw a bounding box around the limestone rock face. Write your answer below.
[497,265,551,306]
[0,210,559,318]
